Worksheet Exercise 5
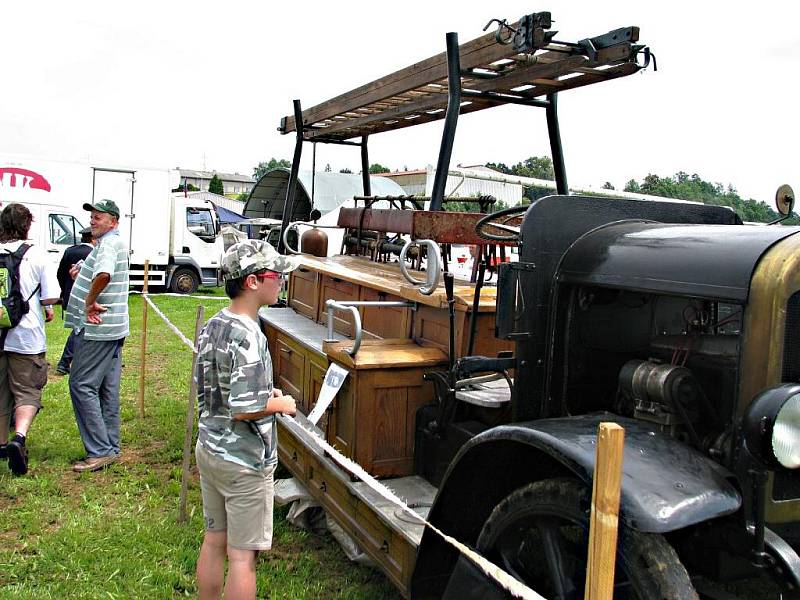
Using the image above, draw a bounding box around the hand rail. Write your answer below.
[398,239,442,296]
[324,299,415,356]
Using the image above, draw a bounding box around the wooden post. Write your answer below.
[137,260,150,418]
[584,422,625,600]
[179,305,205,523]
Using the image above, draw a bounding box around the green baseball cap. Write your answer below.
[222,239,299,281]
[83,199,120,219]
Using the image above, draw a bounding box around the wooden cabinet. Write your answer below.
[288,267,319,320]
[273,331,330,417]
[274,335,306,409]
[413,304,513,358]
[319,275,359,336]
[324,339,447,478]
[359,287,411,340]
[305,355,329,429]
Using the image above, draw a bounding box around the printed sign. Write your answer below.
[307,362,349,426]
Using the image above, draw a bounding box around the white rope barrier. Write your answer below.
[130,290,228,301]
[145,295,545,600]
[278,414,545,600]
[142,294,196,351]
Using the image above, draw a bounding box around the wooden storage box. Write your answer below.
[323,339,447,478]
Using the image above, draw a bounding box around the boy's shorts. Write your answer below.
[195,442,276,550]
[0,351,47,416]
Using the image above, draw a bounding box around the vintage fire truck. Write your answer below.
[251,11,800,599]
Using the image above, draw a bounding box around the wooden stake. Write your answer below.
[136,260,150,418]
[584,422,625,600]
[179,305,205,523]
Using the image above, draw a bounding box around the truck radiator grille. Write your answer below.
[782,291,800,383]
[774,292,800,501]
[773,470,800,501]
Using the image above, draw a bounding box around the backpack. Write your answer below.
[0,243,39,330]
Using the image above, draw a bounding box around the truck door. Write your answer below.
[92,168,134,251]
[45,211,85,268]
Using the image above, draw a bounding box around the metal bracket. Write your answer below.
[495,261,536,340]
[512,12,555,53]
[483,18,517,45]
[578,27,640,62]
[637,46,658,71]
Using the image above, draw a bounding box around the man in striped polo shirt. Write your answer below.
[66,199,129,473]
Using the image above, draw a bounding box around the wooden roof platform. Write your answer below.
[279,13,646,141]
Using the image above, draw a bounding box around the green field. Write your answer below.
[0,292,399,599]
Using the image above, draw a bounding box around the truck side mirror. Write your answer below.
[310,209,322,222]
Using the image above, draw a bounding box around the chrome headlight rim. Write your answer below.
[743,384,800,470]
[772,393,800,469]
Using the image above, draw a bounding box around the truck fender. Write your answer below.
[411,413,741,598]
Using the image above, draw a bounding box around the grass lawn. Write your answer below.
[0,290,400,599]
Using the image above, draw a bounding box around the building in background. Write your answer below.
[378,165,701,207]
[178,169,255,197]
[378,165,524,206]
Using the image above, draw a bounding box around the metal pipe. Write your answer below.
[327,300,414,308]
[278,99,304,253]
[305,137,363,147]
[461,89,549,108]
[545,93,568,195]
[361,135,371,196]
[352,195,494,205]
[444,272,456,375]
[311,141,316,207]
[456,372,505,388]
[399,239,442,295]
[751,469,769,566]
[429,32,461,212]
[324,299,414,356]
[467,261,487,356]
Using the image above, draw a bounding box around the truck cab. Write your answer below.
[165,194,223,293]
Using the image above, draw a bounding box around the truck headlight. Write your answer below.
[743,384,800,469]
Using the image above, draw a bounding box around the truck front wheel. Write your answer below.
[475,478,698,599]
[170,267,200,294]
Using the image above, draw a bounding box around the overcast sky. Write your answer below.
[2,1,798,203]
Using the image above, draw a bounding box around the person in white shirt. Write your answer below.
[0,203,60,476]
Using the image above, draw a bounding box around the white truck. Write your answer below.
[0,154,223,293]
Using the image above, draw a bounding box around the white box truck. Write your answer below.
[0,154,223,293]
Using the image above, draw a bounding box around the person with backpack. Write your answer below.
[0,203,60,476]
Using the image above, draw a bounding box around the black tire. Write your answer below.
[476,478,699,600]
[170,267,200,294]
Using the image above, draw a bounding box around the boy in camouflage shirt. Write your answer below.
[194,240,298,600]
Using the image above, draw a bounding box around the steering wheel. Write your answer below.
[474,204,528,242]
